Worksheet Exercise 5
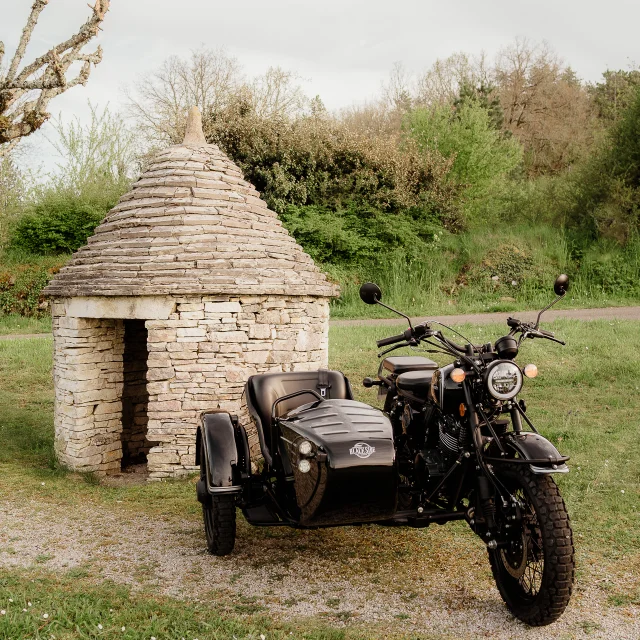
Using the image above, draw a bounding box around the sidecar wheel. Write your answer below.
[202,494,236,556]
[199,445,236,556]
[489,466,574,626]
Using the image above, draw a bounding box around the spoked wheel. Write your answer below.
[489,466,574,626]
[198,442,236,556]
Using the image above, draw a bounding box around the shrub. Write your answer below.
[280,202,446,266]
[205,102,462,228]
[404,101,523,222]
[10,191,108,254]
[0,264,57,316]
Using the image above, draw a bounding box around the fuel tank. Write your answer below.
[278,399,397,526]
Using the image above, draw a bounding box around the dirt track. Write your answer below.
[331,305,640,327]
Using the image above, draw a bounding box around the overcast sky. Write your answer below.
[3,0,638,172]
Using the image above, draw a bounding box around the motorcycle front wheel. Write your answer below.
[489,466,575,626]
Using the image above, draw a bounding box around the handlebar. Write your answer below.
[376,323,436,349]
[507,317,563,344]
[376,331,410,348]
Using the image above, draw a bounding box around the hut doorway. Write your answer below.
[121,319,151,470]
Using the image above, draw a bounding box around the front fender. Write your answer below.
[198,412,242,494]
[502,432,570,475]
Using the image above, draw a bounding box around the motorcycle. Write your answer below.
[195,275,575,626]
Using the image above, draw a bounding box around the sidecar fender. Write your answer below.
[196,412,243,495]
[504,432,570,475]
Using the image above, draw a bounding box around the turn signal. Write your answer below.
[523,364,538,379]
[450,368,466,383]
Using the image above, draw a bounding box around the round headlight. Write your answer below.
[486,360,523,400]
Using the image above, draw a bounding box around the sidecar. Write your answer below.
[195,369,398,554]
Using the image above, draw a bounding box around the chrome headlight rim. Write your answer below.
[485,360,523,400]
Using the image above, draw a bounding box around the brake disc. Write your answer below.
[500,530,528,579]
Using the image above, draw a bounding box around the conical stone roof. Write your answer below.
[45,108,338,298]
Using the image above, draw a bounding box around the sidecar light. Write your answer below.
[298,459,311,473]
[298,440,313,456]
[523,364,538,379]
[450,368,466,383]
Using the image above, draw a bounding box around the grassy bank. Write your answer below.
[328,225,640,318]
[2,225,640,325]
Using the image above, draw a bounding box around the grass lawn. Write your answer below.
[0,313,51,336]
[0,320,638,638]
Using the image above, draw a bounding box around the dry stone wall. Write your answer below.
[145,294,329,480]
[52,305,125,474]
[51,294,329,478]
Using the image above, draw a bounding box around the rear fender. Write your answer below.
[504,432,570,475]
[197,412,243,495]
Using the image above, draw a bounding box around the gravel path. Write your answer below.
[0,492,637,639]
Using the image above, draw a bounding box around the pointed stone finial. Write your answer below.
[182,106,207,145]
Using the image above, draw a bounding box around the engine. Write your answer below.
[438,414,466,457]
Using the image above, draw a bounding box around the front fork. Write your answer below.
[462,381,520,548]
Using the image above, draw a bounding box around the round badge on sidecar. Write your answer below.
[349,442,376,458]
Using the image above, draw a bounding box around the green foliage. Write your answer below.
[590,69,640,124]
[0,254,66,316]
[405,102,523,219]
[454,82,504,131]
[8,104,134,255]
[545,87,640,242]
[279,203,445,265]
[205,102,460,225]
[11,192,107,254]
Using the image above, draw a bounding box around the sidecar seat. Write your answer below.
[246,370,353,464]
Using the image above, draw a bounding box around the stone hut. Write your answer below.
[44,107,338,479]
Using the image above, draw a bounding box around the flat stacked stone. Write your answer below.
[47,107,338,478]
[44,136,336,298]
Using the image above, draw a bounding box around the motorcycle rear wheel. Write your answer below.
[489,466,574,626]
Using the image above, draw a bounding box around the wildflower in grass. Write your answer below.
[8,599,12,602]
[43,613,49,619]
[22,608,27,612]
[28,601,32,606]
[1,610,5,615]
[121,627,126,632]
[98,623,103,629]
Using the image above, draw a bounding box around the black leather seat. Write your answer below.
[396,370,434,403]
[246,370,353,463]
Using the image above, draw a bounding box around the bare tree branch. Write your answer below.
[0,0,110,156]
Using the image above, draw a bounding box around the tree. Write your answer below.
[493,39,597,175]
[406,102,522,203]
[590,68,640,124]
[127,48,308,145]
[127,48,243,145]
[415,52,490,107]
[0,0,110,156]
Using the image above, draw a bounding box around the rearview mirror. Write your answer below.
[359,282,382,305]
[554,274,570,296]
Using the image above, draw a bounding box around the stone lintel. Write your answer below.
[64,296,175,320]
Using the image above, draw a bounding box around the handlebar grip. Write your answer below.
[376,333,408,348]
[507,317,521,328]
